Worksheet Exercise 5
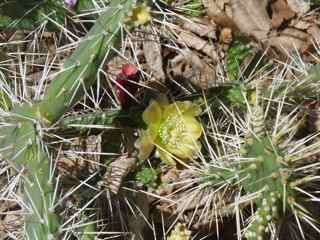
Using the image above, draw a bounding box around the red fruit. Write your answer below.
[115,64,140,107]
[122,63,139,78]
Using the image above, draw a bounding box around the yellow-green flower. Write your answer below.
[135,97,202,165]
[127,3,151,26]
[167,223,191,240]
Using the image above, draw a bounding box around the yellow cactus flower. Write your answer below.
[167,223,191,240]
[128,3,151,26]
[135,97,202,165]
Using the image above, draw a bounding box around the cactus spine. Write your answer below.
[0,1,133,239]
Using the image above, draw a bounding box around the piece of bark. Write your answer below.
[287,0,310,15]
[231,0,271,40]
[143,26,165,83]
[271,0,295,28]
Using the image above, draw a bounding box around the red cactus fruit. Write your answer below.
[115,64,140,107]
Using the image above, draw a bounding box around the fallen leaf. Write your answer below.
[201,0,224,17]
[293,19,313,30]
[231,0,271,40]
[167,49,218,89]
[202,0,236,29]
[177,31,218,59]
[179,17,217,39]
[308,25,320,43]
[143,26,165,82]
[269,28,311,53]
[287,0,310,15]
[271,0,295,28]
[99,155,136,194]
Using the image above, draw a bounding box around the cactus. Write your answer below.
[200,76,320,239]
[0,1,134,239]
[0,0,65,30]
[239,130,291,239]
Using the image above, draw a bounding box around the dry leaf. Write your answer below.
[293,19,313,30]
[177,31,218,59]
[157,167,180,196]
[167,49,218,89]
[98,155,136,194]
[202,0,236,28]
[0,210,22,239]
[143,26,165,82]
[308,25,320,43]
[271,0,295,28]
[287,0,310,15]
[231,0,270,40]
[269,28,311,53]
[201,0,224,17]
[180,17,217,39]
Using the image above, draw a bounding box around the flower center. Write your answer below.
[158,115,185,147]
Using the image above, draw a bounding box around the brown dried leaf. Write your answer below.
[99,155,136,194]
[157,167,180,196]
[231,0,270,40]
[180,17,217,39]
[271,0,295,28]
[202,0,236,29]
[308,25,320,43]
[167,49,218,89]
[293,19,313,30]
[269,28,311,53]
[177,31,218,59]
[143,26,165,82]
[287,0,310,15]
[0,211,22,239]
[201,0,223,17]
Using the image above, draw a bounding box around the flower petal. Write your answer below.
[182,116,202,139]
[135,131,155,162]
[163,101,201,119]
[157,148,176,166]
[167,140,201,159]
[143,100,162,125]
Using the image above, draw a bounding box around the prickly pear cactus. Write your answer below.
[0,0,134,239]
[237,101,317,239]
[201,82,320,239]
[239,133,291,239]
[0,0,65,29]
